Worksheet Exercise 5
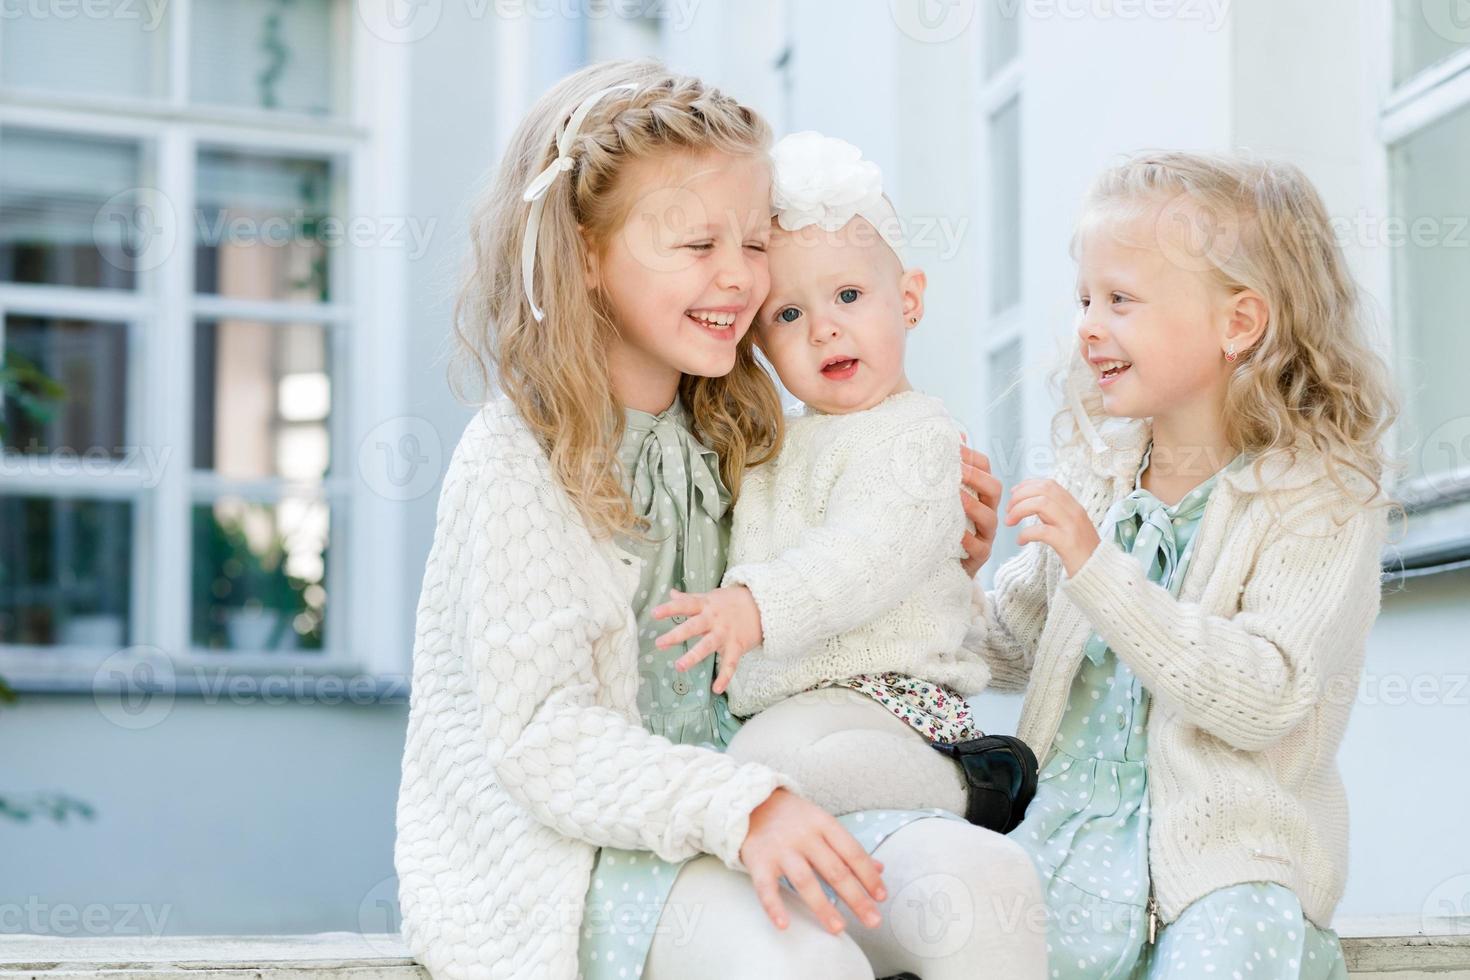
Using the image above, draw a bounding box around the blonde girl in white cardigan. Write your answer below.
[963,151,1402,979]
[394,58,1043,980]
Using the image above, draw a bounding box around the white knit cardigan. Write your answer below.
[394,397,802,980]
[965,358,1391,928]
[722,389,992,717]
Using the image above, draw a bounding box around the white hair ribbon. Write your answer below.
[519,82,639,322]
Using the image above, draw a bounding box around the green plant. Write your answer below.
[191,506,320,650]
[0,349,65,444]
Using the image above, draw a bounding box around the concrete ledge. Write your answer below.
[3,925,1469,978]
[0,934,426,980]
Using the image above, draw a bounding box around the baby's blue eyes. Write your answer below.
[772,289,860,325]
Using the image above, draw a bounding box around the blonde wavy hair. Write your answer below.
[1050,150,1404,519]
[450,59,784,540]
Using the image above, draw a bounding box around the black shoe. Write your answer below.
[929,734,1038,834]
[877,974,922,980]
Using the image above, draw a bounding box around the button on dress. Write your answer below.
[1008,440,1348,979]
[577,396,966,979]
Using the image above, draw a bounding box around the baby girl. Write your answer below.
[653,132,1031,828]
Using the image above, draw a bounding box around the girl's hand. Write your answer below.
[652,585,763,695]
[740,787,887,935]
[1005,478,1102,578]
[959,437,1003,579]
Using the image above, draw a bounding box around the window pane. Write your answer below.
[0,0,168,100]
[3,315,128,457]
[988,98,1022,314]
[585,0,663,62]
[190,497,328,651]
[984,0,1020,77]
[195,149,334,302]
[1394,0,1470,85]
[983,339,1023,588]
[0,129,144,290]
[190,0,337,115]
[1391,100,1470,487]
[193,319,332,481]
[0,495,132,647]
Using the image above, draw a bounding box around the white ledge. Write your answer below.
[2,925,1469,978]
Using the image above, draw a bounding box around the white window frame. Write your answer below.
[975,21,1024,588]
[0,0,413,697]
[1367,2,1470,575]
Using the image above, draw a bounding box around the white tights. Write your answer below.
[643,688,1048,979]
[726,686,972,816]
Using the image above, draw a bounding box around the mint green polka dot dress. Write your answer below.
[1009,440,1349,980]
[577,396,965,979]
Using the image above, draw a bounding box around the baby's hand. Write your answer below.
[652,586,763,695]
[1005,478,1102,578]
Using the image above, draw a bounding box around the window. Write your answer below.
[988,96,1022,315]
[982,339,1023,589]
[978,13,1024,589]
[0,0,399,690]
[984,0,1021,78]
[1380,4,1470,530]
[1390,101,1470,492]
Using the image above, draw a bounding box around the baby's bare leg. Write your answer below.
[725,686,968,817]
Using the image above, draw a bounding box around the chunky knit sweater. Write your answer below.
[722,389,993,718]
[394,397,802,980]
[963,354,1391,928]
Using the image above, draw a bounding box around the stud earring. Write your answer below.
[1225,342,1238,362]
[909,316,919,324]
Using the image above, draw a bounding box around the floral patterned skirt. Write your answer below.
[812,671,984,744]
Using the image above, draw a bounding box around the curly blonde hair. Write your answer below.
[1050,150,1404,519]
[450,59,783,540]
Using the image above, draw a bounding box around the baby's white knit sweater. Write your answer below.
[722,389,992,718]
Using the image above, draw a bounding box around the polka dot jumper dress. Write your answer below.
[1008,440,1349,980]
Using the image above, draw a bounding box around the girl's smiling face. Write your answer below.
[588,150,773,410]
[1072,206,1240,425]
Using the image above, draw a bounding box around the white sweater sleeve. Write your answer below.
[961,540,1054,693]
[1058,493,1387,751]
[430,428,800,873]
[722,417,964,659]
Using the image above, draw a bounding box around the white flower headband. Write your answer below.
[769,131,906,262]
[520,82,640,322]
